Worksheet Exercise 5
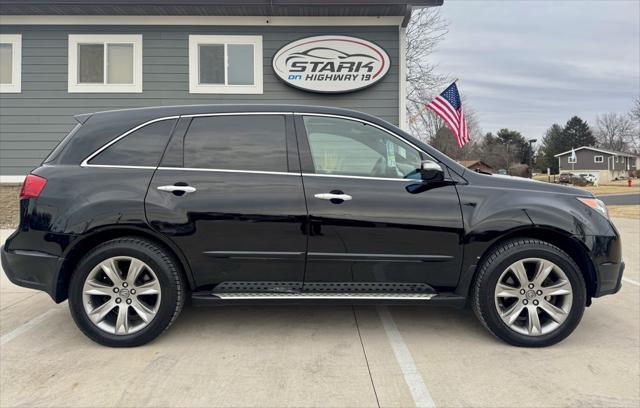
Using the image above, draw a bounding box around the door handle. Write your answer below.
[157,185,196,194]
[314,193,352,201]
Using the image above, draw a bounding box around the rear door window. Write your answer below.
[183,115,287,172]
[89,119,176,167]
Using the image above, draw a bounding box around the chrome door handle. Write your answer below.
[314,193,352,201]
[157,185,196,194]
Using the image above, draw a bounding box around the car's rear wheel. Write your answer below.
[472,238,586,347]
[68,237,185,347]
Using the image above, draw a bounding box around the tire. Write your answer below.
[472,238,586,347]
[68,237,185,347]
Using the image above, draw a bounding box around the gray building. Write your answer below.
[0,0,443,181]
[554,146,638,181]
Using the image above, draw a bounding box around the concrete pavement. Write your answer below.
[1,219,639,408]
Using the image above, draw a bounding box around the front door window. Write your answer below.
[303,116,423,179]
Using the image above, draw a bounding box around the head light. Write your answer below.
[577,197,609,219]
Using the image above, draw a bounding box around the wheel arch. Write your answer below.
[56,226,195,302]
[457,227,597,306]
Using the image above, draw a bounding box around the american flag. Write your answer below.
[426,82,469,147]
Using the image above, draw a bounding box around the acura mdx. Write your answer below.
[1,105,624,347]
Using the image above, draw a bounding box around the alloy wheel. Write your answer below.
[82,256,162,335]
[494,258,573,336]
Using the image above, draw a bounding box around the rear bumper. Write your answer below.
[1,244,65,302]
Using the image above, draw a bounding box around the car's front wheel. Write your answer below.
[68,237,185,347]
[472,238,586,347]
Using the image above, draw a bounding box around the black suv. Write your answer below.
[1,105,624,347]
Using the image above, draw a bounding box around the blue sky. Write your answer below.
[431,0,640,141]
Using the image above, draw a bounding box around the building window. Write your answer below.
[189,35,263,94]
[68,34,142,93]
[594,155,604,163]
[568,156,577,164]
[0,34,21,93]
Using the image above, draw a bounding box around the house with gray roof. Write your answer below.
[554,146,638,181]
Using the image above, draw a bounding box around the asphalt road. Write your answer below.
[599,193,640,205]
[1,218,639,408]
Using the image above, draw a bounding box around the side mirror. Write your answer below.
[420,160,444,182]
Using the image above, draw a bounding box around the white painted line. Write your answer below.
[622,277,640,286]
[377,306,435,408]
[0,309,57,347]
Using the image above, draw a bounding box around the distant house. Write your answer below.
[458,160,494,173]
[554,146,638,181]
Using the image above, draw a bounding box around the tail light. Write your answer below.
[19,174,47,199]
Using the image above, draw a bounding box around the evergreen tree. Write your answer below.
[562,116,596,148]
[539,124,564,173]
[538,117,596,173]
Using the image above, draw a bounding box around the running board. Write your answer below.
[191,291,466,308]
[215,292,436,300]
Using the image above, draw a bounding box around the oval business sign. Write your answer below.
[272,36,391,94]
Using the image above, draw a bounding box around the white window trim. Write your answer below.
[594,155,604,163]
[189,35,263,94]
[568,156,577,164]
[0,34,22,93]
[68,34,142,93]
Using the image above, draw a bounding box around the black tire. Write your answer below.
[68,237,185,347]
[472,238,586,347]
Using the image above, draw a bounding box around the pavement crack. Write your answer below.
[352,305,381,408]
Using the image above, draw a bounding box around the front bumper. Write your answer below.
[1,244,65,302]
[595,260,625,297]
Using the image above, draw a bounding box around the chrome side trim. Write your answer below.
[81,164,157,170]
[213,293,436,300]
[80,111,433,172]
[157,167,299,176]
[303,173,416,182]
[80,116,179,167]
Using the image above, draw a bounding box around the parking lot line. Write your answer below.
[622,277,640,286]
[352,306,381,408]
[377,306,436,408]
[0,309,57,346]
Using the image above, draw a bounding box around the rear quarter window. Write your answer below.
[43,123,82,164]
[88,119,176,167]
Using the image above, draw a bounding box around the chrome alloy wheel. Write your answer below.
[494,258,573,336]
[82,256,162,335]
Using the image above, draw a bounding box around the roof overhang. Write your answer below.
[554,146,638,158]
[0,0,444,26]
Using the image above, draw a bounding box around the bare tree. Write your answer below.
[632,97,640,122]
[404,8,483,158]
[629,97,640,153]
[595,112,636,152]
[405,8,448,142]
